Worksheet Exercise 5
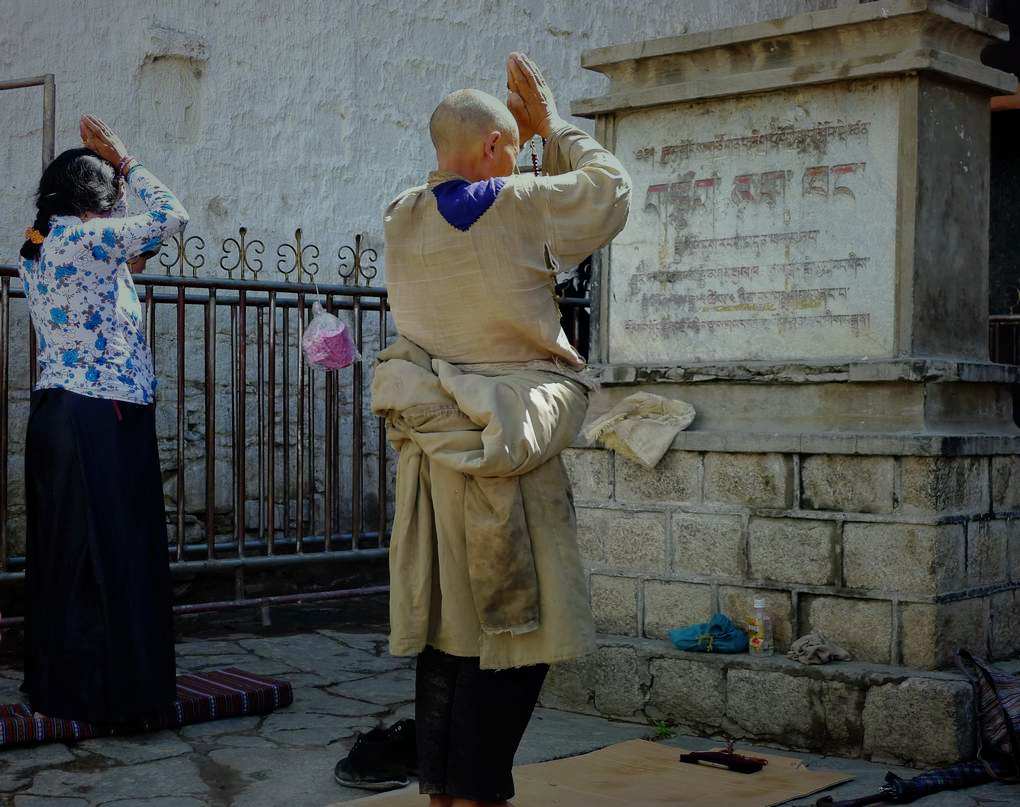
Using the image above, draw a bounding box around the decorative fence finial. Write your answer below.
[159,232,206,277]
[337,233,378,287]
[153,228,386,286]
[276,228,320,284]
[220,226,265,280]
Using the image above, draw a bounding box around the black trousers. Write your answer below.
[415,645,549,803]
[22,389,177,723]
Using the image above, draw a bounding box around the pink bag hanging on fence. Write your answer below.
[301,302,360,371]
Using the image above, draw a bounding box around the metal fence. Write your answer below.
[0,74,54,173]
[0,229,591,623]
[991,315,1020,366]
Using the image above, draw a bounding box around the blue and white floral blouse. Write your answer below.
[17,165,189,405]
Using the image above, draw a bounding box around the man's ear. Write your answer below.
[483,130,502,159]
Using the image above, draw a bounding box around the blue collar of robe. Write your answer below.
[431,178,505,232]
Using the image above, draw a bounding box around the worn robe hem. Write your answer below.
[388,637,596,671]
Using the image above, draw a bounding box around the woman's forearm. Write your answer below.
[124,165,190,231]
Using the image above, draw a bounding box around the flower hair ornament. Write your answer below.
[24,228,45,245]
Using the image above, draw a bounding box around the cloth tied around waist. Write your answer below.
[372,337,588,637]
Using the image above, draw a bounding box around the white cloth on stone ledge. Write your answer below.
[787,631,852,665]
[585,392,696,469]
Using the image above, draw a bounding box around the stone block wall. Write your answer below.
[540,635,983,766]
[565,446,1020,670]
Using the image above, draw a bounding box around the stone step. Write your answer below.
[539,635,1018,768]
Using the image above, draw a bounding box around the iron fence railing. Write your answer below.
[0,74,54,173]
[991,315,1020,366]
[0,229,592,623]
[0,264,392,588]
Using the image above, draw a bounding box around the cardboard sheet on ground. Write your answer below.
[341,739,853,806]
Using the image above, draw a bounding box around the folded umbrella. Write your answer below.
[816,758,1013,806]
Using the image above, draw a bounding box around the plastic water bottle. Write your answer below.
[749,598,774,656]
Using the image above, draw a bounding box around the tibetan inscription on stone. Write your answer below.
[608,82,899,364]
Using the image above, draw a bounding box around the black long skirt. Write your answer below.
[22,388,177,723]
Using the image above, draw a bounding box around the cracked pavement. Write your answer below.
[0,625,1017,806]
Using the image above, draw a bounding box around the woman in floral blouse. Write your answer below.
[17,115,188,723]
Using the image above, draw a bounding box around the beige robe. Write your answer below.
[373,338,592,668]
[384,121,632,370]
[379,121,631,669]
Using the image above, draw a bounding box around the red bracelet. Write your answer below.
[116,155,138,177]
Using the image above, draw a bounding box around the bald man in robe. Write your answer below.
[374,54,630,807]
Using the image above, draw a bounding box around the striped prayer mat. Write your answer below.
[0,668,292,749]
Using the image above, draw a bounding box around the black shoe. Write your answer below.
[334,719,417,791]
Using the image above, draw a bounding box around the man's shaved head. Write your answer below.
[430,89,519,155]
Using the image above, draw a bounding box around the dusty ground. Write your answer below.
[0,598,1017,806]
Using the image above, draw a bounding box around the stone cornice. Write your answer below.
[596,359,1020,386]
[572,0,1015,117]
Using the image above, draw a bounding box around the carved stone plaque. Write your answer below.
[608,80,901,364]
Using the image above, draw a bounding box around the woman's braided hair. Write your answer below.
[20,148,121,261]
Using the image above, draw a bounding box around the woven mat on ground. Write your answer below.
[343,739,853,807]
[0,668,292,749]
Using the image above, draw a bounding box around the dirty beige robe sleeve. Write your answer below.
[530,121,632,269]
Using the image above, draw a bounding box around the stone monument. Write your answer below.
[549,0,1020,766]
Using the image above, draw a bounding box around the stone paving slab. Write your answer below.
[0,629,1016,806]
